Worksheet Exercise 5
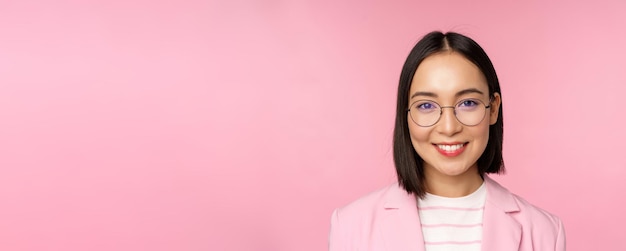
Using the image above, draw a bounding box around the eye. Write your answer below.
[415,101,438,112]
[457,99,481,111]
[458,99,479,108]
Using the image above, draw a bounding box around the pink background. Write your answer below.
[1,0,625,250]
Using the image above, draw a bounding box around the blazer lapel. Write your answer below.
[482,176,522,251]
[381,184,424,251]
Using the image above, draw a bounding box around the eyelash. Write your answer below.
[415,99,480,108]
[459,99,478,107]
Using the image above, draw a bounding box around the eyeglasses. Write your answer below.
[407,98,491,127]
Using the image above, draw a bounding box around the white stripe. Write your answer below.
[418,209,484,225]
[422,225,483,242]
[418,182,487,251]
[423,243,481,251]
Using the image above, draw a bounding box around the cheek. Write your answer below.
[408,123,431,146]
[471,123,491,143]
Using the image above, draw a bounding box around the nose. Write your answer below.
[436,107,463,136]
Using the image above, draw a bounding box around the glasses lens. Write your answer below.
[409,100,440,127]
[409,99,489,127]
[455,99,487,126]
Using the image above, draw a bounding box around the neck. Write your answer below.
[424,168,483,198]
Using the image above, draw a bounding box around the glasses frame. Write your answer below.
[407,98,492,127]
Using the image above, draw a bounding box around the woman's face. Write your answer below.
[408,52,501,182]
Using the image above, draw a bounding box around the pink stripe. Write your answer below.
[421,223,482,228]
[418,206,484,211]
[425,240,482,245]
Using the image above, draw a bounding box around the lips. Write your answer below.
[434,142,468,157]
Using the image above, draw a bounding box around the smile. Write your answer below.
[434,143,467,157]
[437,144,464,151]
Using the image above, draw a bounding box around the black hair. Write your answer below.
[393,31,504,198]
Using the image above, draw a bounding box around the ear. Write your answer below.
[489,92,501,125]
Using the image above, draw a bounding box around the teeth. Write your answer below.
[437,144,464,151]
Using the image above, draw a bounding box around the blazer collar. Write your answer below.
[381,184,424,251]
[484,176,520,213]
[482,176,522,250]
[380,176,522,251]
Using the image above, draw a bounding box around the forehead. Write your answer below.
[409,52,488,98]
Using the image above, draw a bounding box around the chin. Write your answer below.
[439,169,471,177]
[430,163,475,177]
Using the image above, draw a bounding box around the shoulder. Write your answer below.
[509,191,565,241]
[511,192,562,226]
[485,177,565,248]
[509,189,566,250]
[331,182,414,231]
[489,178,562,228]
[333,183,403,221]
[329,183,410,250]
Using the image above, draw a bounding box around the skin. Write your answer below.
[408,51,501,197]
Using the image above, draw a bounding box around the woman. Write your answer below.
[329,31,565,251]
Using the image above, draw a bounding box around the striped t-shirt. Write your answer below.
[417,182,487,251]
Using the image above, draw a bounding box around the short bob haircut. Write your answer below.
[393,31,505,198]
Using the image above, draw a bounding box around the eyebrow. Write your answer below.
[410,88,485,100]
